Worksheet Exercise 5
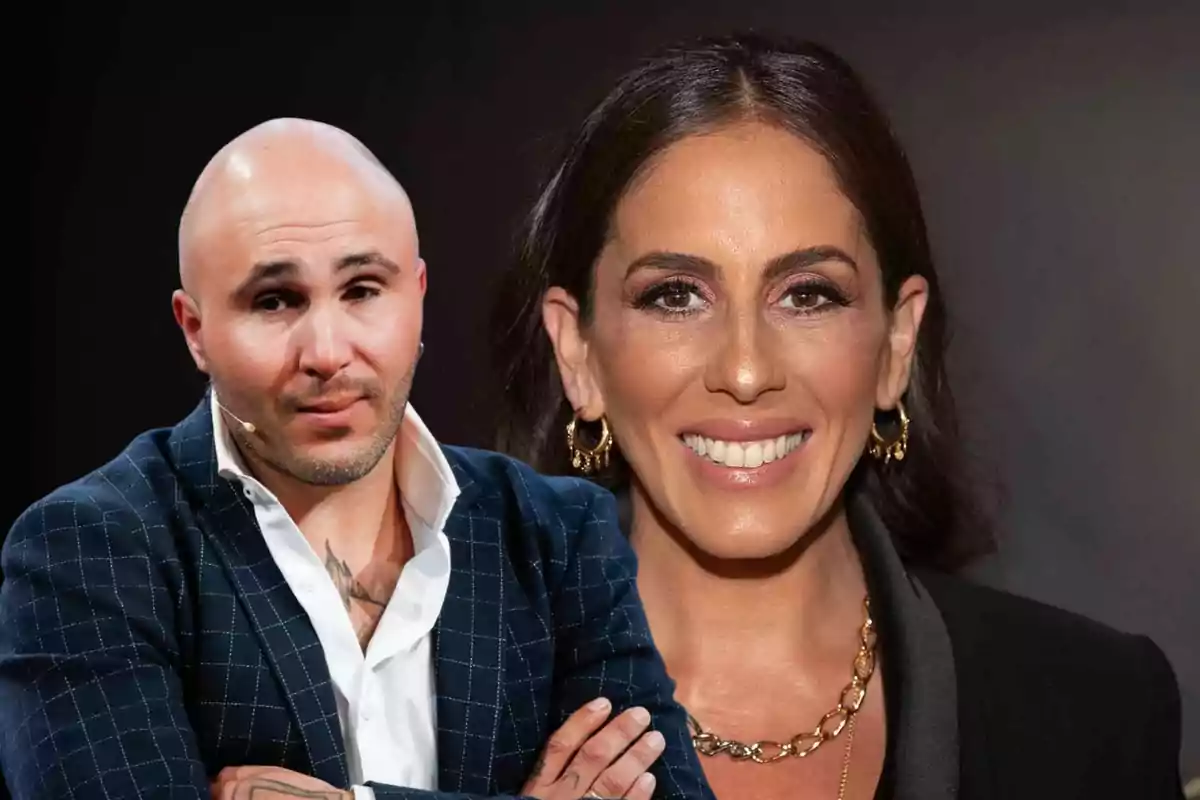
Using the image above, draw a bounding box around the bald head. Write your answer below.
[178,118,416,295]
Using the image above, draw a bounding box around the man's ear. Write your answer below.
[172,289,210,374]
[876,275,929,408]
[415,257,427,296]
[542,287,605,419]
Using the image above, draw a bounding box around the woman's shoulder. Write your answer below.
[914,567,1177,692]
[913,568,1183,795]
[914,568,1152,660]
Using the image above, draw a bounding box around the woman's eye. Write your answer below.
[655,285,703,310]
[632,279,709,314]
[781,289,826,309]
[779,282,847,312]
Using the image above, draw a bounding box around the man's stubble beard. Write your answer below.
[235,363,416,488]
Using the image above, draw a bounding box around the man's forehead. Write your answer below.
[208,144,404,217]
[216,179,404,234]
[179,119,417,292]
[202,202,414,279]
[183,183,415,290]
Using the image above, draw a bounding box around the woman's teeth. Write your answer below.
[681,432,808,468]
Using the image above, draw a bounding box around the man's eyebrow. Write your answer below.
[335,251,400,274]
[232,259,299,297]
[232,251,401,297]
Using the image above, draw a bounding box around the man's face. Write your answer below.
[174,148,426,486]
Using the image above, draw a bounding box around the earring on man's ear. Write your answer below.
[566,412,613,475]
[867,400,910,463]
[418,341,425,359]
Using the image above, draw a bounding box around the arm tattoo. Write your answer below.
[324,541,386,610]
[247,777,348,798]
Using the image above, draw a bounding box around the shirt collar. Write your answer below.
[211,391,461,538]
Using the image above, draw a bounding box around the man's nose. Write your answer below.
[294,304,354,380]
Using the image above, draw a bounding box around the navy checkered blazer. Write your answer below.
[0,399,713,800]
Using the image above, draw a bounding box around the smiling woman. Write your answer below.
[490,33,1185,799]
[492,37,985,576]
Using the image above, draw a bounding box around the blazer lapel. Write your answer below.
[168,399,349,787]
[849,495,959,800]
[433,467,505,794]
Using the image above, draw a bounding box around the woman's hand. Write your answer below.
[521,697,665,799]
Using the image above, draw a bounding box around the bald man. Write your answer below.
[0,120,713,800]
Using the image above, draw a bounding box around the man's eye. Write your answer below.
[253,290,302,312]
[343,283,382,302]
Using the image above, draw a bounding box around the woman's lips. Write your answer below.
[678,429,812,490]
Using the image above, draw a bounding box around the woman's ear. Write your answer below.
[542,287,606,419]
[876,275,929,408]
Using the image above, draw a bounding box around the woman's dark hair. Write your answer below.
[490,33,992,570]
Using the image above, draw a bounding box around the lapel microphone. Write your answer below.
[213,398,258,435]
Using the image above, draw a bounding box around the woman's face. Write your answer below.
[544,121,928,560]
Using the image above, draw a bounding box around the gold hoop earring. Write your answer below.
[566,413,613,475]
[868,401,909,463]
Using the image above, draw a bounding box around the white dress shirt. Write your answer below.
[212,393,460,798]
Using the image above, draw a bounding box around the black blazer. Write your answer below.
[920,570,1184,799]
[848,498,1185,799]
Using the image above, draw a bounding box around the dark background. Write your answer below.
[20,1,1199,781]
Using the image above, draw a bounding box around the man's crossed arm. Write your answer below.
[211,697,662,799]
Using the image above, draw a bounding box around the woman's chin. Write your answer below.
[672,520,822,572]
[633,478,833,566]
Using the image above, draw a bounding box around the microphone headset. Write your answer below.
[210,341,424,437]
[214,398,258,435]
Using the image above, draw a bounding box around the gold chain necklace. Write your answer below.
[686,596,877,768]
[836,714,857,799]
